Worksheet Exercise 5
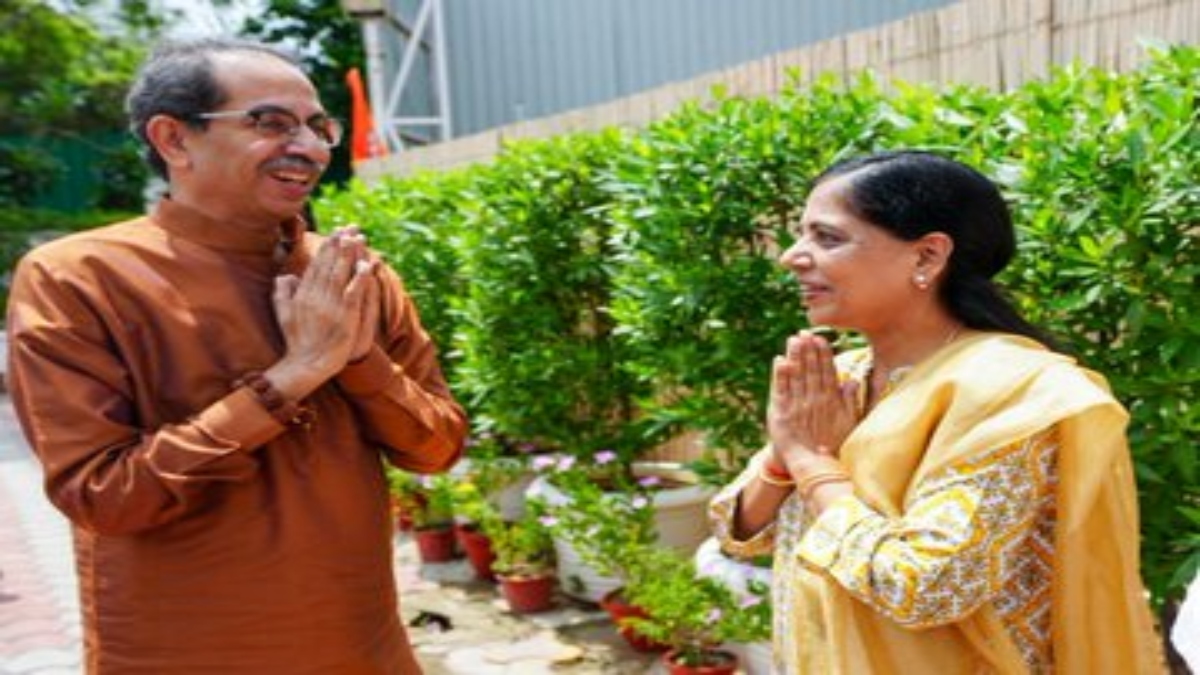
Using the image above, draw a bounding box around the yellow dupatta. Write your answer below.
[788,332,1163,673]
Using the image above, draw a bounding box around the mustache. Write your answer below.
[263,156,326,174]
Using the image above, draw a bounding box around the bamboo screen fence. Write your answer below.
[356,0,1198,182]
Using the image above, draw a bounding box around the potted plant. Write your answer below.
[528,450,658,601]
[460,431,539,520]
[621,545,771,674]
[529,454,673,650]
[385,466,422,532]
[477,500,557,613]
[528,449,716,602]
[694,537,775,673]
[387,469,459,563]
[448,472,502,581]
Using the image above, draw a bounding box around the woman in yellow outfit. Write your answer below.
[709,151,1164,674]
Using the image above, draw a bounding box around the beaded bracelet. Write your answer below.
[233,371,316,430]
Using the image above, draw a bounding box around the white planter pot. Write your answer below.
[452,456,535,521]
[525,463,717,603]
[551,534,625,603]
[489,471,536,521]
[693,536,772,593]
[633,462,718,553]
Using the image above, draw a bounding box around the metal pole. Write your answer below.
[430,0,453,141]
[360,18,395,151]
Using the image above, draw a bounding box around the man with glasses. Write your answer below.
[5,38,466,674]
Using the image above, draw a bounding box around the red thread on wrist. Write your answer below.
[762,457,792,481]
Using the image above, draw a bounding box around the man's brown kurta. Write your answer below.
[5,198,467,674]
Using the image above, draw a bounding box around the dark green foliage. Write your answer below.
[452,131,658,460]
[0,0,145,136]
[995,48,1200,601]
[318,46,1199,603]
[0,145,62,208]
[0,1,151,213]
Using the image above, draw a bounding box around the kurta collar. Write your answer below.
[150,197,306,260]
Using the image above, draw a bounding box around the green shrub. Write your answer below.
[316,45,1200,603]
[0,145,63,208]
[995,47,1200,600]
[450,131,659,460]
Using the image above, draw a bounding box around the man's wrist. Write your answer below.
[233,370,316,429]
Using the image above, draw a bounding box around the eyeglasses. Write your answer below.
[192,105,343,148]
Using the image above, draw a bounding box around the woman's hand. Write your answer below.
[766,330,859,472]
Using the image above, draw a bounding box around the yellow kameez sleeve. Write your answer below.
[796,429,1058,630]
[709,448,785,560]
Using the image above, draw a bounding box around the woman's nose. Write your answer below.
[780,242,814,269]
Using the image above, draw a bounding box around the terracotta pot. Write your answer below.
[662,648,739,675]
[390,497,415,532]
[413,524,458,563]
[497,572,556,613]
[599,588,668,653]
[455,523,497,581]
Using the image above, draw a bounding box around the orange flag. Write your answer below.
[346,67,387,163]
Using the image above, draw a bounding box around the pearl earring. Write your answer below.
[914,273,929,290]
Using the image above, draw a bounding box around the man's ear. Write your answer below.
[145,114,193,172]
[914,231,954,281]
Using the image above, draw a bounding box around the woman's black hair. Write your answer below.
[125,38,299,180]
[815,150,1054,347]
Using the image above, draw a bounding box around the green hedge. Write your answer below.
[317,45,1198,602]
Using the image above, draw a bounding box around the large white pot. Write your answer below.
[633,462,718,552]
[451,457,535,521]
[525,463,717,602]
[490,471,536,521]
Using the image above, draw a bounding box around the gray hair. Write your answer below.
[125,38,300,179]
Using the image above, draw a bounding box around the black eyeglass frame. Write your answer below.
[191,105,344,148]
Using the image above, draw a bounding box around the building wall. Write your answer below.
[371,0,956,142]
[359,0,1199,180]
[435,0,956,137]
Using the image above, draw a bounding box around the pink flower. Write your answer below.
[594,449,618,465]
[739,595,763,609]
[539,515,559,528]
[637,475,661,488]
[531,454,558,471]
[706,608,723,623]
[556,455,577,471]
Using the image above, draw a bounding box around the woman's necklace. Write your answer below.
[867,325,962,407]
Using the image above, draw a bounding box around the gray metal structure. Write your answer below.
[345,0,958,150]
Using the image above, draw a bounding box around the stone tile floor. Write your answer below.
[399,549,663,674]
[0,390,673,674]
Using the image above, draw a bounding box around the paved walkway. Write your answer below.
[0,394,81,675]
[0,391,663,674]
